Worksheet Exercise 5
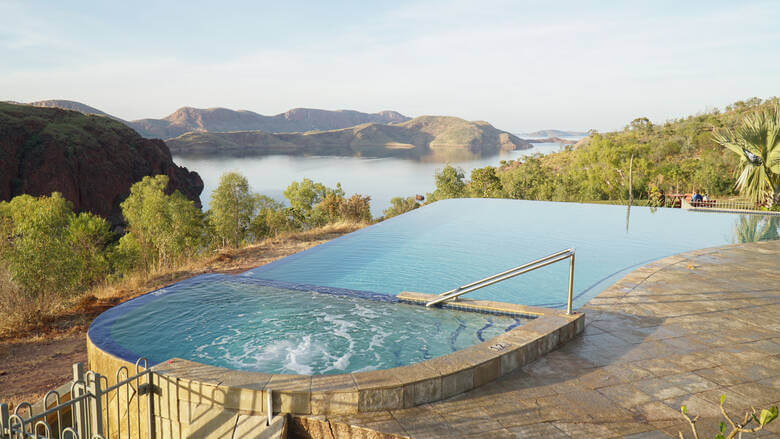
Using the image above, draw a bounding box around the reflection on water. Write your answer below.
[174,143,565,216]
[734,215,780,243]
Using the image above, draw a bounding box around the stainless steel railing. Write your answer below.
[425,248,576,314]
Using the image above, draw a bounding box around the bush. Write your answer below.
[119,175,207,270]
[340,194,372,223]
[0,193,111,300]
[383,196,420,219]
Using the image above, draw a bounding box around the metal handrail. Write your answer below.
[425,248,576,314]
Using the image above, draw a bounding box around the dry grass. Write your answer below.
[0,220,368,342]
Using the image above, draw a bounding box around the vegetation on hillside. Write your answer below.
[713,105,780,206]
[0,172,372,335]
[415,98,780,207]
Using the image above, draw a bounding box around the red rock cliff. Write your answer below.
[0,103,203,226]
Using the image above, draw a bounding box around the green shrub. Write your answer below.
[119,175,207,270]
[0,193,111,299]
[383,196,420,219]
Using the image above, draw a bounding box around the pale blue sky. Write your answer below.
[1,0,778,132]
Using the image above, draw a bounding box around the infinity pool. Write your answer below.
[246,199,778,307]
[91,199,779,374]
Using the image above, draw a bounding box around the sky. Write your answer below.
[1,0,779,132]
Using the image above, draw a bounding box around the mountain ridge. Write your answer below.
[27,100,411,139]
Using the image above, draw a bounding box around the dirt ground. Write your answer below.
[0,224,361,408]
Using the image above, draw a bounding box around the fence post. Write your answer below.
[266,389,273,426]
[72,363,86,439]
[567,252,575,315]
[90,373,104,437]
[1,403,9,439]
[146,371,154,439]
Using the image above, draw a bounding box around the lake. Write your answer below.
[173,142,565,217]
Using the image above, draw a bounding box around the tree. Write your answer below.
[0,193,111,299]
[210,172,258,248]
[67,212,112,288]
[713,106,780,206]
[383,197,420,219]
[119,175,206,270]
[430,165,466,201]
[250,196,292,239]
[629,117,653,133]
[284,179,346,227]
[469,166,503,198]
[340,194,372,223]
[284,179,334,213]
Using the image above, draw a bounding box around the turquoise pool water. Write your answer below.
[91,199,778,375]
[246,199,779,308]
[93,275,523,374]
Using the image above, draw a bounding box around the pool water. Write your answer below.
[96,275,523,374]
[246,199,779,308]
[92,199,779,375]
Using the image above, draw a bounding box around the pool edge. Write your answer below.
[86,298,583,418]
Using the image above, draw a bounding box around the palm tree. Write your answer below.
[713,106,780,206]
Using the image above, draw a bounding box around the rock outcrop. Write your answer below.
[0,103,203,226]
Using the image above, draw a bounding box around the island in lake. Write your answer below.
[166,115,531,158]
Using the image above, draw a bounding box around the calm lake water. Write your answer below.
[174,142,565,216]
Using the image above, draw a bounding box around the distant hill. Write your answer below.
[0,102,202,226]
[525,136,577,145]
[129,107,410,139]
[28,100,124,121]
[23,100,411,139]
[521,129,588,138]
[166,115,531,158]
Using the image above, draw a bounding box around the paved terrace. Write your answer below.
[300,240,780,438]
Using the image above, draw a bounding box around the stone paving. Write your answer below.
[322,240,780,438]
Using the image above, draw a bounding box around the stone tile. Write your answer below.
[575,367,623,389]
[729,381,780,406]
[623,430,675,438]
[693,367,752,387]
[630,401,682,422]
[596,383,655,408]
[439,406,505,436]
[552,422,618,438]
[534,395,591,423]
[661,372,719,394]
[633,377,688,400]
[440,368,474,399]
[461,428,518,438]
[266,374,311,414]
[599,363,654,383]
[389,406,456,438]
[661,394,721,418]
[605,422,660,437]
[634,357,684,377]
[506,422,571,438]
[482,398,539,428]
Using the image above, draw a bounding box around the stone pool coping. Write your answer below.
[86,293,583,418]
